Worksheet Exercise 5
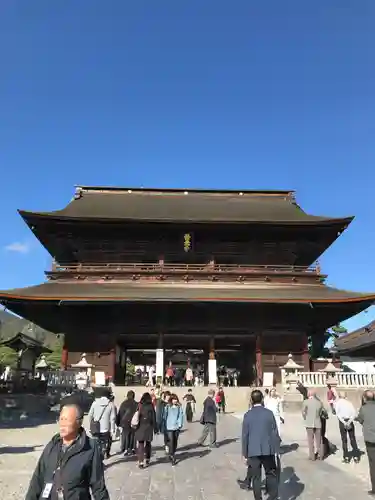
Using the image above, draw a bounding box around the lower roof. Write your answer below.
[0,281,374,303]
[336,320,375,353]
[0,332,52,353]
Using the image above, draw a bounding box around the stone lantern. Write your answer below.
[71,353,94,390]
[320,360,341,387]
[35,355,49,381]
[281,353,303,392]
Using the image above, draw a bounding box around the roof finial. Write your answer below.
[74,187,83,200]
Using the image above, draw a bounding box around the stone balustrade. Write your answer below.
[296,371,375,388]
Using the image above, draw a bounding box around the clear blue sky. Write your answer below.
[1,1,374,332]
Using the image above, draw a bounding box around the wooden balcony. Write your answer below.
[46,262,324,284]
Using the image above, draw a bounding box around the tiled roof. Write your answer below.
[18,186,353,224]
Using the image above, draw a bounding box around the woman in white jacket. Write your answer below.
[265,388,284,439]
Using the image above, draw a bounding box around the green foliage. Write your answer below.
[0,345,18,368]
[308,323,348,358]
[331,324,348,336]
[45,337,63,369]
[126,360,135,375]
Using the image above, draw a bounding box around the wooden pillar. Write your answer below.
[208,337,216,384]
[302,333,310,371]
[209,337,215,359]
[61,343,69,370]
[109,347,116,380]
[156,332,164,383]
[255,335,263,386]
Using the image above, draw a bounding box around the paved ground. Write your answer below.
[0,410,373,499]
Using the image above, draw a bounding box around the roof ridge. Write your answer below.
[75,186,295,197]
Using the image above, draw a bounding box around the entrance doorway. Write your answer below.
[124,348,250,386]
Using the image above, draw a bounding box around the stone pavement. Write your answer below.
[0,411,373,499]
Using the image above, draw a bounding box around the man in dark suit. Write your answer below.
[197,389,218,448]
[242,390,280,500]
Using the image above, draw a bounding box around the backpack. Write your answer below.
[90,402,109,436]
[131,409,140,429]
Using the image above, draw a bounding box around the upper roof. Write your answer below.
[335,320,375,353]
[19,186,354,225]
[0,281,374,304]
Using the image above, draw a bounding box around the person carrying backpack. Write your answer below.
[88,387,116,459]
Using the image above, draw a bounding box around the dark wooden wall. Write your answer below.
[39,220,328,267]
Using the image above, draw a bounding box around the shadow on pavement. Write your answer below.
[176,449,211,463]
[177,437,238,452]
[0,410,58,429]
[278,466,305,500]
[280,442,299,455]
[0,445,41,454]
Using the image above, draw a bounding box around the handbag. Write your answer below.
[199,413,205,425]
[319,407,329,420]
[90,403,109,436]
[131,409,140,429]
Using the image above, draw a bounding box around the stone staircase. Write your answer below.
[112,385,252,413]
[112,385,366,414]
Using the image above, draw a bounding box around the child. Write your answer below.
[216,387,226,413]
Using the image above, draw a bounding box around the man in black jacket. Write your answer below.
[26,404,109,500]
[117,390,138,456]
[197,389,218,448]
[242,390,280,500]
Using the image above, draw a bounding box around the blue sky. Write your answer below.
[0,1,374,332]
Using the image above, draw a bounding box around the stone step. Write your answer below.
[112,385,253,413]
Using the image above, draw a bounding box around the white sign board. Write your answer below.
[208,359,217,385]
[94,371,106,386]
[156,349,164,378]
[263,372,274,388]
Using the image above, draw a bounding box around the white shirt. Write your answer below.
[265,397,284,419]
[334,398,357,424]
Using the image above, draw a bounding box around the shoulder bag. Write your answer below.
[90,403,109,436]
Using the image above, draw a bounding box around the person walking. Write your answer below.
[26,404,109,500]
[117,390,138,456]
[185,366,193,386]
[134,392,157,468]
[183,388,196,423]
[327,384,337,414]
[197,389,218,448]
[216,387,226,413]
[302,389,324,461]
[146,365,155,387]
[163,393,184,465]
[357,390,375,495]
[158,390,171,452]
[265,388,284,439]
[88,387,116,459]
[241,390,280,500]
[335,391,360,463]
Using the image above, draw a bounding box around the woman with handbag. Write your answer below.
[134,392,157,468]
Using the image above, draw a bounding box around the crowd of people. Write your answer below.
[24,381,375,499]
[143,362,239,388]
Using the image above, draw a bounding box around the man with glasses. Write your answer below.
[26,404,109,499]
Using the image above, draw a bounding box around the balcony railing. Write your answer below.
[296,371,375,388]
[48,262,318,276]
